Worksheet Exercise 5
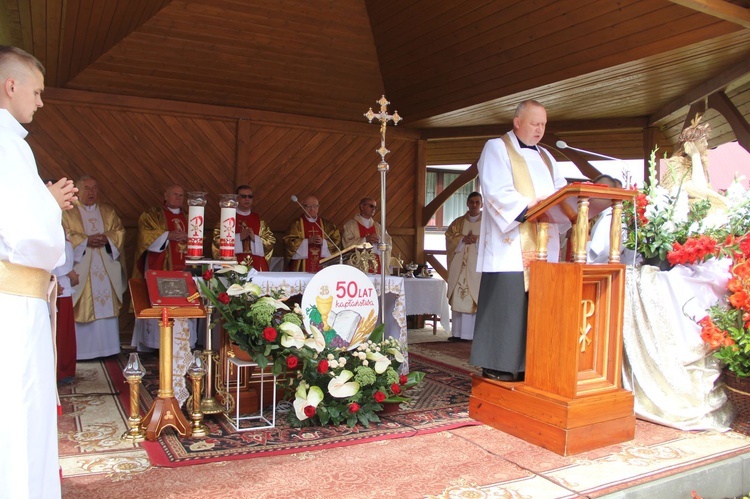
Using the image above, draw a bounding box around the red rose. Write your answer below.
[263,327,278,342]
[317,359,329,374]
[399,374,408,385]
[303,405,316,418]
[373,391,386,403]
[348,402,360,413]
[217,292,230,304]
[287,355,299,369]
[202,269,213,281]
[390,383,402,395]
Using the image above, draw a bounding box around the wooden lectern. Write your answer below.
[469,184,636,455]
[130,277,206,441]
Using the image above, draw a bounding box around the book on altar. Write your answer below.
[328,309,362,343]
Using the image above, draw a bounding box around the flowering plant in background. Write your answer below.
[288,325,423,428]
[623,148,718,263]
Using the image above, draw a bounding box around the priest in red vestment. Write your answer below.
[283,195,341,273]
[211,185,275,270]
[341,197,390,274]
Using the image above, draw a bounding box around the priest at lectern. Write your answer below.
[470,99,568,382]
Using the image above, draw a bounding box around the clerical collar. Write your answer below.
[355,214,373,228]
[517,138,538,151]
[166,206,181,215]
[305,215,318,223]
[237,208,252,216]
[81,203,97,211]
[467,213,481,223]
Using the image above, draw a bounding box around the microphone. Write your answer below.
[555,140,621,161]
[291,195,344,265]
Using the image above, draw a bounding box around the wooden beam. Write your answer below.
[422,162,478,227]
[708,91,750,151]
[421,118,648,141]
[669,0,750,29]
[649,56,750,125]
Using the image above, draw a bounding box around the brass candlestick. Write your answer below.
[200,301,223,414]
[188,350,208,437]
[121,352,147,442]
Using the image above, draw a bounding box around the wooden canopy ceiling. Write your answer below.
[1,0,749,166]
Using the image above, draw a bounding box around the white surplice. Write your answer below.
[0,108,65,498]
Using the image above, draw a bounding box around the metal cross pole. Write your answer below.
[364,95,401,325]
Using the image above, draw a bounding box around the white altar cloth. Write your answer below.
[403,277,451,334]
[622,260,734,431]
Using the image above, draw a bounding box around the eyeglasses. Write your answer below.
[364,204,377,209]
[238,194,254,199]
[303,204,319,209]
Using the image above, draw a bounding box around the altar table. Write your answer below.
[402,277,451,334]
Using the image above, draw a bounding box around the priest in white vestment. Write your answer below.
[470,99,568,382]
[1,45,77,499]
[63,176,127,359]
[445,192,483,341]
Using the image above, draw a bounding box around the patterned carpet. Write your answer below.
[105,351,479,467]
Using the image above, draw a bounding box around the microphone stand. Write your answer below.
[291,197,343,266]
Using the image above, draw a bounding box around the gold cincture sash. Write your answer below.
[0,260,52,301]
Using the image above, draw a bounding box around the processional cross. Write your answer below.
[364,95,401,325]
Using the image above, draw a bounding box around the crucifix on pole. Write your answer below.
[364,95,401,326]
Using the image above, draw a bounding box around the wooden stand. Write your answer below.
[469,184,636,455]
[130,278,206,441]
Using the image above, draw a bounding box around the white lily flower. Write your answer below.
[280,322,305,349]
[328,370,360,398]
[366,351,391,374]
[258,296,290,311]
[293,384,324,421]
[304,325,325,353]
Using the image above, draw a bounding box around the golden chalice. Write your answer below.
[316,285,334,331]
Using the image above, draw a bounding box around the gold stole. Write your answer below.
[500,134,553,291]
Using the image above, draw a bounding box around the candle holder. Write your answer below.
[187,191,208,259]
[188,350,209,437]
[219,194,238,260]
[121,352,147,442]
[200,300,224,414]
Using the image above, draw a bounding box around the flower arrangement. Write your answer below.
[623,148,715,263]
[198,264,422,427]
[288,328,423,427]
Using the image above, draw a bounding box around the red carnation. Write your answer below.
[348,402,360,413]
[303,405,316,418]
[373,391,386,403]
[202,269,214,281]
[287,355,299,369]
[262,327,278,342]
[217,292,230,304]
[390,383,402,395]
[399,374,408,385]
[317,359,329,374]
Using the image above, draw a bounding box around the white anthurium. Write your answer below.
[366,351,391,374]
[328,370,360,398]
[243,282,262,297]
[226,283,247,296]
[258,296,290,311]
[216,264,248,275]
[304,325,325,353]
[279,322,306,349]
[386,346,405,363]
[293,384,324,421]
